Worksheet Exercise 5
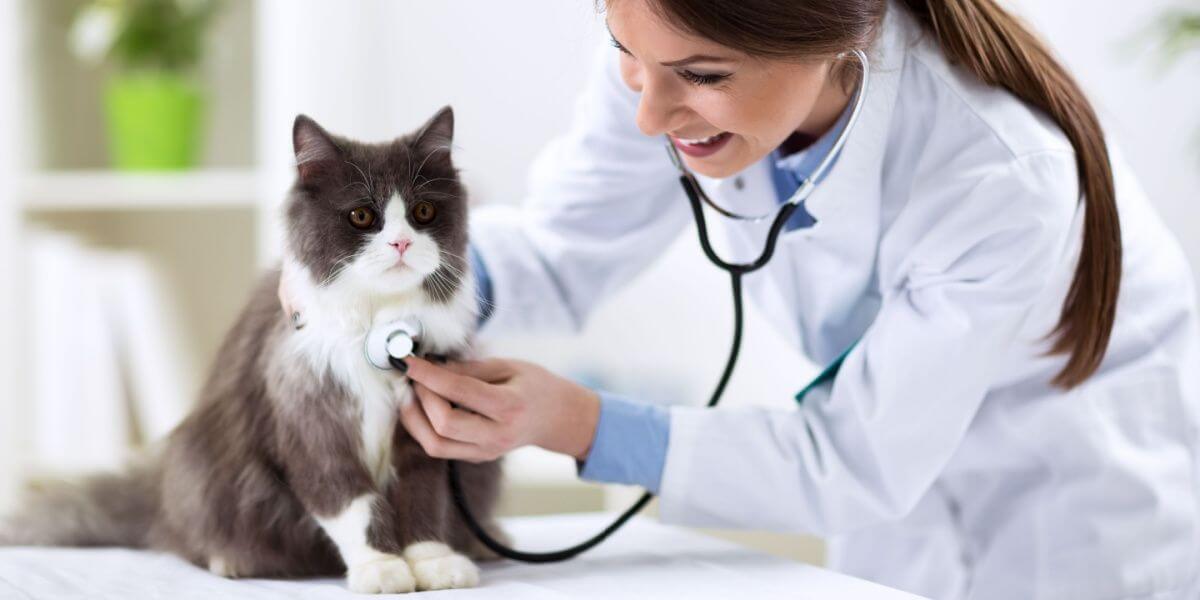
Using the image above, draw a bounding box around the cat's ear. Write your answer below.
[293,114,340,185]
[412,105,454,154]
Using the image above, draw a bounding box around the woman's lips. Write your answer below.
[671,132,732,158]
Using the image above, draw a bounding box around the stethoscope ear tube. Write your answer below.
[681,173,801,275]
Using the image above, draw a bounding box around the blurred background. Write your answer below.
[0,0,1197,567]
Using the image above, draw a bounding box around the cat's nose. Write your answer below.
[389,239,412,256]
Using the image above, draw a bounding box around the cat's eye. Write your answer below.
[412,201,437,225]
[348,207,377,229]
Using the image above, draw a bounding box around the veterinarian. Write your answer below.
[316,1,1200,597]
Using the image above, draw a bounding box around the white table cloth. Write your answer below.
[0,513,926,599]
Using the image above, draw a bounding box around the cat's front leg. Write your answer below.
[314,495,416,594]
[402,540,480,590]
[272,389,415,593]
[382,385,481,591]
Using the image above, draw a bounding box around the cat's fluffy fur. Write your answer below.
[0,107,505,593]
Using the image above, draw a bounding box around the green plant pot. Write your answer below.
[104,72,204,170]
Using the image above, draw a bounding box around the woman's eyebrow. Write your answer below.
[607,26,735,67]
[660,54,735,67]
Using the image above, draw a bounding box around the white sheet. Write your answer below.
[0,513,926,599]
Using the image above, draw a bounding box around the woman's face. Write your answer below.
[607,0,850,179]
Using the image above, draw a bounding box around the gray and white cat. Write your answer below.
[0,107,505,594]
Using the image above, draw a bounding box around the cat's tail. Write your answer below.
[0,454,160,548]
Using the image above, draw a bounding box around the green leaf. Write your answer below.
[79,0,222,72]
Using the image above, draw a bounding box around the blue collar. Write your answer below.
[768,100,855,231]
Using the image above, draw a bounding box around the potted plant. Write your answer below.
[1157,6,1200,58]
[70,0,221,170]
[1155,6,1200,153]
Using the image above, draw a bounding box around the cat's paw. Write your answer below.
[403,541,480,591]
[207,555,239,578]
[347,554,417,594]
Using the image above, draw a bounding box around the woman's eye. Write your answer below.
[348,207,377,229]
[610,37,632,56]
[678,70,729,86]
[412,201,437,225]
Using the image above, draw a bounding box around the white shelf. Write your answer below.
[19,169,261,212]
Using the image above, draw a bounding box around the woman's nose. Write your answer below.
[634,75,684,137]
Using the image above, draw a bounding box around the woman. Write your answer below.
[300,0,1200,597]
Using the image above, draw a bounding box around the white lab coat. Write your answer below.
[469,5,1200,599]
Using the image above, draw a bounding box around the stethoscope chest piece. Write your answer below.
[365,318,423,369]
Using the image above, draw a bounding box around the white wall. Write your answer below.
[1007,0,1200,283]
[0,0,27,508]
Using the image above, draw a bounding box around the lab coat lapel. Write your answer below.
[777,7,909,362]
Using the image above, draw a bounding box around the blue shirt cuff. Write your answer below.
[468,242,495,325]
[577,393,670,494]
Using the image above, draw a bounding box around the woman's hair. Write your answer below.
[640,0,1121,389]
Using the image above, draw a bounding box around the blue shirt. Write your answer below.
[469,107,851,493]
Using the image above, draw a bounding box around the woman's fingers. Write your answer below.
[277,263,306,329]
[412,382,504,449]
[403,356,510,418]
[438,358,514,383]
[397,386,492,462]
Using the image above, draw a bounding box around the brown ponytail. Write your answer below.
[639,0,1122,388]
[897,0,1120,388]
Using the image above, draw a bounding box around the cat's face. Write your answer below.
[285,107,468,303]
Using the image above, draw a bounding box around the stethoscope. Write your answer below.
[368,48,871,563]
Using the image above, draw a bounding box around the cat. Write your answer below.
[0,106,506,594]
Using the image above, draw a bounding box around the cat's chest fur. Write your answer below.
[281,284,477,485]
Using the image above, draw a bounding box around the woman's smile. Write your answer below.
[670,131,732,157]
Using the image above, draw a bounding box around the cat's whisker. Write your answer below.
[433,259,467,279]
[319,255,357,288]
[411,146,448,183]
[434,263,469,286]
[435,247,471,263]
[415,191,461,201]
[423,272,453,301]
[427,264,494,313]
[338,181,371,195]
[344,160,374,197]
[436,252,473,278]
[413,177,456,193]
[434,269,463,295]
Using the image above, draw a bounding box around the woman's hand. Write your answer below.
[277,260,306,329]
[397,356,602,463]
